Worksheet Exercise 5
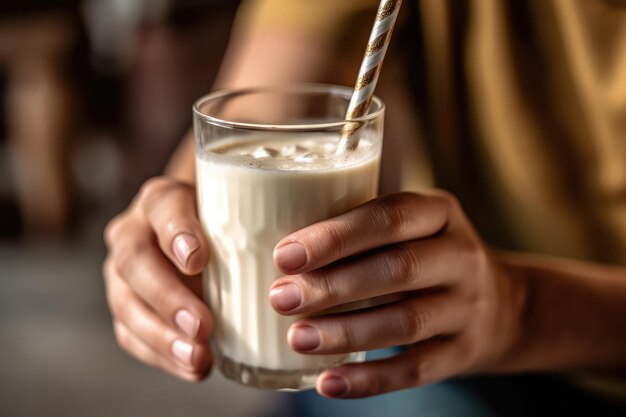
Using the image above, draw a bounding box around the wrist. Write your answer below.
[492,251,540,373]
[493,251,626,373]
[487,250,535,374]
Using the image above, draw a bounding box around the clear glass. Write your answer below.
[193,84,384,390]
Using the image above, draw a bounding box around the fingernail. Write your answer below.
[173,233,199,268]
[175,309,200,338]
[289,325,320,351]
[321,375,349,397]
[269,283,302,312]
[274,242,307,271]
[171,340,194,367]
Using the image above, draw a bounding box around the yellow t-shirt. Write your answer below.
[236,0,626,400]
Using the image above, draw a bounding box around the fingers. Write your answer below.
[273,192,452,274]
[137,177,209,275]
[270,236,467,315]
[104,260,212,375]
[105,225,212,341]
[287,293,466,354]
[316,338,466,398]
[113,322,209,382]
[103,176,214,381]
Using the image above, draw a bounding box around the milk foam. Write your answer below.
[196,133,380,371]
[198,134,376,171]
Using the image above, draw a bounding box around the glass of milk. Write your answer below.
[193,84,384,390]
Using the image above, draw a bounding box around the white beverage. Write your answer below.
[196,133,381,389]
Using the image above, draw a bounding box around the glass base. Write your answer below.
[217,353,365,391]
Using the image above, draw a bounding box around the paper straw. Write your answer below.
[336,0,403,154]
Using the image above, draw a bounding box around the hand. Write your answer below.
[103,177,213,381]
[269,192,528,398]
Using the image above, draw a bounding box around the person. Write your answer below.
[103,0,626,414]
[0,0,80,237]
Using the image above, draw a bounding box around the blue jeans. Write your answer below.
[266,350,625,417]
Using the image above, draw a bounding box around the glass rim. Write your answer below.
[192,83,385,131]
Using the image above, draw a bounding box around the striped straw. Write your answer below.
[337,0,403,155]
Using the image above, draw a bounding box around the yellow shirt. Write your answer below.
[236,0,626,399]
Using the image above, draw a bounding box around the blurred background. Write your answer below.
[0,1,283,415]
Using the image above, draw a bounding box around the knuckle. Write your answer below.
[363,372,384,396]
[112,249,135,283]
[473,248,490,277]
[335,319,358,351]
[102,260,125,319]
[430,189,462,219]
[390,244,422,288]
[140,176,171,197]
[456,237,488,276]
[374,194,415,238]
[469,292,493,326]
[104,215,125,247]
[317,222,346,256]
[393,305,429,341]
[307,268,342,304]
[161,214,197,239]
[465,349,480,370]
[113,322,131,351]
[458,337,481,369]
[462,286,483,312]
[152,285,180,312]
[404,359,428,387]
[163,216,180,236]
[139,177,175,207]
[106,285,127,321]
[145,326,169,352]
[113,240,152,282]
[433,189,459,208]
[153,216,184,242]
[102,257,113,284]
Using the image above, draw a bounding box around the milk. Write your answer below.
[196,133,381,389]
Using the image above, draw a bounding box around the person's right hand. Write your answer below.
[103,177,213,381]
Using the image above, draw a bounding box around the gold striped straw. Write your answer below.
[337,0,403,155]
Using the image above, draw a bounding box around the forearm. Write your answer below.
[164,27,338,182]
[499,251,626,373]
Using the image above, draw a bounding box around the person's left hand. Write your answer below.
[269,192,528,398]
